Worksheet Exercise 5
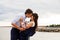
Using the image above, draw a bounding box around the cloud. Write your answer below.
[0,5,25,21]
[38,12,60,26]
[0,0,60,25]
[0,0,60,13]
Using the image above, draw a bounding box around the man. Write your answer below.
[11,9,33,40]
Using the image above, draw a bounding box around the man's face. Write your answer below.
[25,13,32,18]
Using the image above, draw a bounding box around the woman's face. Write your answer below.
[30,15,34,21]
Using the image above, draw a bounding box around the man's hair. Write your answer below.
[25,8,33,14]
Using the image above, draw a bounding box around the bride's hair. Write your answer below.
[33,13,38,29]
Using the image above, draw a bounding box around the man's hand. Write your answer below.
[19,27,26,31]
[12,23,26,31]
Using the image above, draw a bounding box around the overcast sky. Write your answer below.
[0,0,60,26]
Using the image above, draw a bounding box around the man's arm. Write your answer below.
[11,23,20,30]
[11,14,26,31]
[11,23,26,31]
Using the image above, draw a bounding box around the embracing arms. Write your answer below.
[11,23,25,31]
[25,21,35,29]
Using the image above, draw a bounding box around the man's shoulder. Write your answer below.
[12,13,25,23]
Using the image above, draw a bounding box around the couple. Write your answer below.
[11,9,38,40]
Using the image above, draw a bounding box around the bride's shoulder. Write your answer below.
[30,21,35,24]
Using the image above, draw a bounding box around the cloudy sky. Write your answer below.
[0,0,60,26]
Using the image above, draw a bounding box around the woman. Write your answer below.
[19,13,38,40]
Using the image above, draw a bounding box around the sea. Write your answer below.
[0,26,60,40]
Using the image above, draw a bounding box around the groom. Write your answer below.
[11,8,33,40]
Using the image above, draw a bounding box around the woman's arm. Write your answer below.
[25,21,34,29]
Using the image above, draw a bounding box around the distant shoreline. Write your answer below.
[1,26,60,32]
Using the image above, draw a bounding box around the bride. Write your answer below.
[19,13,38,40]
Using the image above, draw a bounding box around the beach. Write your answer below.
[0,27,60,40]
